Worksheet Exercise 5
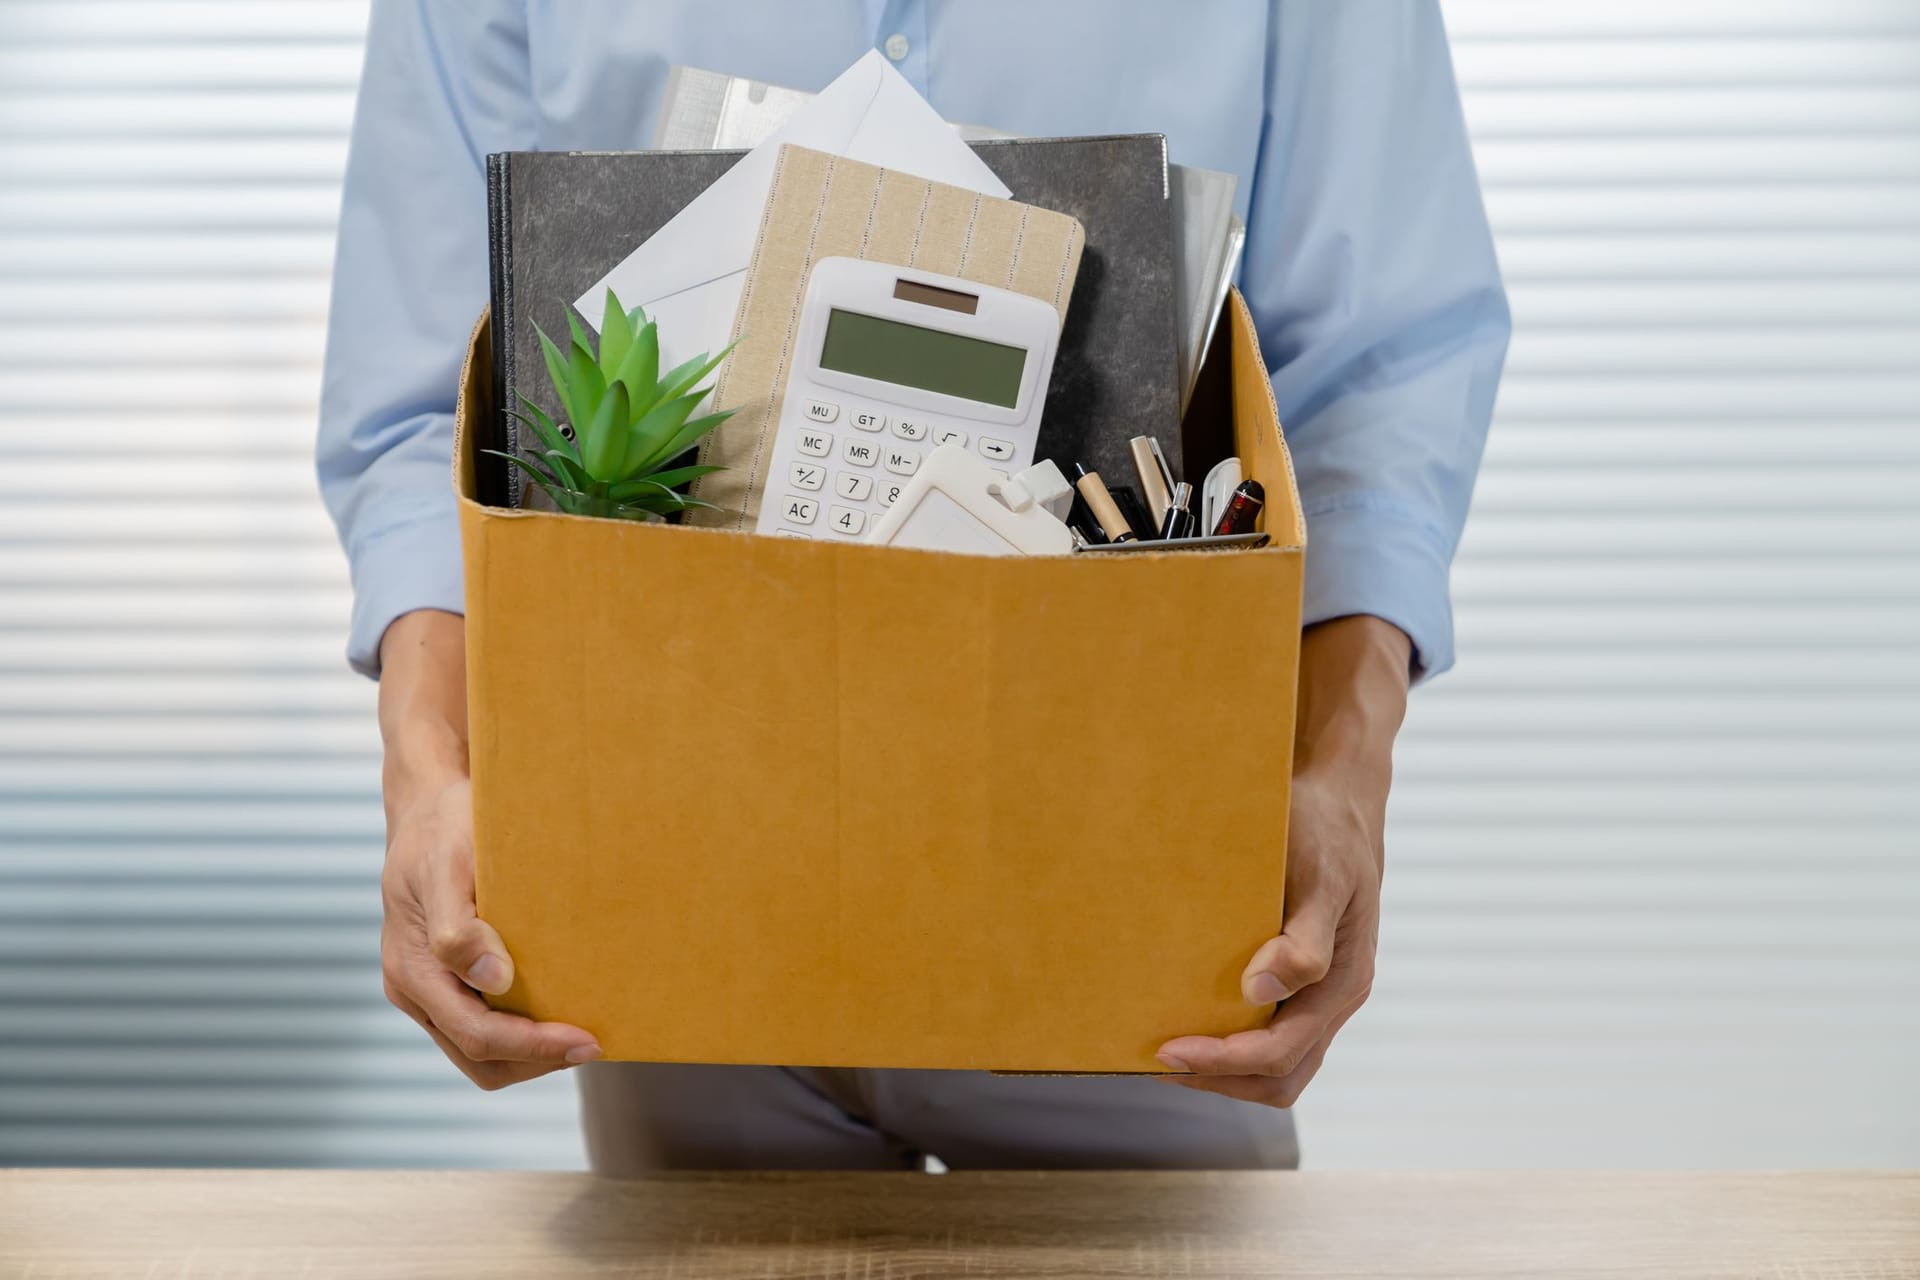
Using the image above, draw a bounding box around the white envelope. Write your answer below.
[574,50,1011,382]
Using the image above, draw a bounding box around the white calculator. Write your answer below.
[754,257,1062,539]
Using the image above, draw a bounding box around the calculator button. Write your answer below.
[797,430,832,457]
[835,472,873,501]
[892,417,929,442]
[827,506,867,536]
[776,530,812,539]
[979,437,1015,461]
[780,496,819,526]
[850,409,888,432]
[883,448,920,476]
[842,439,879,467]
[932,427,969,449]
[805,399,839,424]
[789,462,825,491]
[879,482,906,508]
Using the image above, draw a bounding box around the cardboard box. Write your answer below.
[453,288,1307,1073]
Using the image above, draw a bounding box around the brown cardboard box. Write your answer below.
[453,288,1307,1073]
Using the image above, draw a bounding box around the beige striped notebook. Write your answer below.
[690,143,1084,529]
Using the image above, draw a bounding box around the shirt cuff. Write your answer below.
[1301,494,1457,684]
[344,513,466,680]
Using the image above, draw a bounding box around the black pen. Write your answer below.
[1158,481,1196,540]
[1108,483,1159,545]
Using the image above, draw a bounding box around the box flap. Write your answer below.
[1225,289,1306,548]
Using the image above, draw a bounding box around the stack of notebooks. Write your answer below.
[484,65,1242,515]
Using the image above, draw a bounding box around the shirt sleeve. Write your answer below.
[316,0,534,679]
[1240,0,1511,683]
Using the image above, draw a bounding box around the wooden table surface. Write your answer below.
[2,1169,1915,1278]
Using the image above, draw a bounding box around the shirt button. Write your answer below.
[883,32,910,61]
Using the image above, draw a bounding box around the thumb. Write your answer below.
[425,887,516,996]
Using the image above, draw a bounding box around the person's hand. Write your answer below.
[1156,616,1410,1107]
[376,610,600,1089]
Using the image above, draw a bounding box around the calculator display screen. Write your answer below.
[818,309,1026,408]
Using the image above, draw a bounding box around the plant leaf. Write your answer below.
[565,309,605,434]
[482,447,556,485]
[618,390,704,481]
[610,478,679,501]
[612,318,660,411]
[639,355,705,416]
[623,463,723,491]
[567,335,605,401]
[629,408,735,478]
[625,493,722,518]
[579,380,630,480]
[564,340,607,455]
[651,341,737,413]
[485,450,571,510]
[607,505,665,523]
[533,322,581,433]
[566,309,597,364]
[542,448,589,491]
[608,467,719,502]
[510,397,577,461]
[598,291,632,380]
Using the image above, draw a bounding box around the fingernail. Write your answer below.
[464,954,509,994]
[564,1043,602,1065]
[1155,1052,1191,1073]
[1247,972,1288,1004]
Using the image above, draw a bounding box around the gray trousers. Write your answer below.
[578,1063,1299,1172]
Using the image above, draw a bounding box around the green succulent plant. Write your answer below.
[486,288,737,521]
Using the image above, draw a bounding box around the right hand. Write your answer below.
[376,610,600,1089]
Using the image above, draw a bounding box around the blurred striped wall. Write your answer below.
[1,0,1916,1168]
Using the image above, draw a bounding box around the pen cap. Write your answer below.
[1158,481,1197,540]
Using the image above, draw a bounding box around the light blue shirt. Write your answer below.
[319,0,1508,681]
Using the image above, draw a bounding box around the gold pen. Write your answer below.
[1073,463,1138,544]
[1129,435,1174,526]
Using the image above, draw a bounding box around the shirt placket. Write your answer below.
[872,0,931,96]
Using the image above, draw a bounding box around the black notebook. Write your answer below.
[484,136,1178,509]
[483,149,742,509]
[980,135,1181,486]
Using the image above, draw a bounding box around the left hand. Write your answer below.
[1155,615,1408,1108]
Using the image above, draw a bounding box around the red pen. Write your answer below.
[1211,480,1265,536]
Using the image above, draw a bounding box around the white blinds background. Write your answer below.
[1311,0,1920,1168]
[1,0,1915,1168]
[0,0,584,1167]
